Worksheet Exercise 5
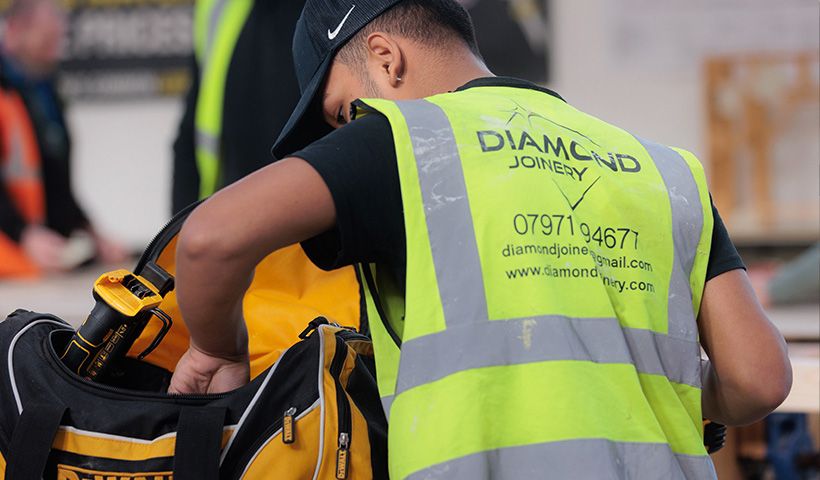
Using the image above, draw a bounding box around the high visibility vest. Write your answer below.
[359,85,716,479]
[193,0,253,198]
[0,87,45,277]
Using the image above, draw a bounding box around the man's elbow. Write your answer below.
[177,208,244,266]
[752,359,793,413]
[729,355,793,423]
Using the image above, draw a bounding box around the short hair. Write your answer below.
[337,0,482,66]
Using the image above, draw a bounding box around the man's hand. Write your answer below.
[168,345,250,395]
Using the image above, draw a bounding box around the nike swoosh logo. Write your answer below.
[328,5,356,40]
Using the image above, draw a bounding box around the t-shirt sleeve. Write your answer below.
[291,113,404,271]
[706,201,745,281]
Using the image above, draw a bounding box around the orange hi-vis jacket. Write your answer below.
[0,86,45,278]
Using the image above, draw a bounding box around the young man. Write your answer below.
[168,1,792,478]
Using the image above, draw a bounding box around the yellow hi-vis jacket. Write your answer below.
[359,85,716,479]
[192,0,253,198]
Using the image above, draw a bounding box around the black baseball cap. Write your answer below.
[272,0,403,159]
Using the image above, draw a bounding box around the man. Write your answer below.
[169,1,792,478]
[0,0,124,272]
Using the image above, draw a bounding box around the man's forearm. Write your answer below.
[698,270,793,426]
[174,157,337,357]
[175,206,255,358]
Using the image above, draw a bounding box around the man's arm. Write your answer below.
[169,157,335,393]
[698,269,792,425]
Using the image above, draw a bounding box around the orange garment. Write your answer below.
[0,86,45,278]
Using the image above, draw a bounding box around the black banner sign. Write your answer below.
[2,0,195,100]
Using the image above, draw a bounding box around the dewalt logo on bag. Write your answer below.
[57,465,172,480]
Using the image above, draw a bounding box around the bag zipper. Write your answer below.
[134,200,202,273]
[46,328,230,402]
[330,336,352,480]
[282,406,297,444]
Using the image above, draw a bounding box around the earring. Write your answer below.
[396,76,402,82]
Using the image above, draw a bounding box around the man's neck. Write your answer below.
[419,51,494,97]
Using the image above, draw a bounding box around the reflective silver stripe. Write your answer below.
[196,128,220,157]
[381,395,394,422]
[405,439,716,480]
[396,316,702,393]
[204,0,228,65]
[636,139,703,342]
[395,100,489,327]
[2,125,39,181]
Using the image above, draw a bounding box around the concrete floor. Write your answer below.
[0,266,110,327]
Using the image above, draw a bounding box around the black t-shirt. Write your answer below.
[294,77,745,288]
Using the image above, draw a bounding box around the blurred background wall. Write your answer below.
[44,0,819,250]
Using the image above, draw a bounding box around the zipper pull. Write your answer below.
[298,317,330,339]
[335,432,350,479]
[282,407,297,444]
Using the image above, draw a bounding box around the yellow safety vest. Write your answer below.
[193,0,253,198]
[359,85,716,479]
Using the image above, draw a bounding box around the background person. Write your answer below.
[140,0,368,379]
[0,0,125,273]
[171,0,309,213]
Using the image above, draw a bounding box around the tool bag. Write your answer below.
[0,309,387,479]
[124,201,368,381]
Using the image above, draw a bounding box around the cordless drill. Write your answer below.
[61,264,174,382]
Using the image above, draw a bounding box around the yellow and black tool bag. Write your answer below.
[0,310,387,479]
[0,202,386,479]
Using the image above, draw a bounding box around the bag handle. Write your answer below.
[173,406,227,480]
[7,403,67,480]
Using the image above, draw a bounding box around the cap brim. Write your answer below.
[272,54,334,160]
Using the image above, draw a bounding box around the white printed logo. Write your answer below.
[328,5,356,40]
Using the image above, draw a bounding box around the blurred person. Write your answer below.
[168,0,792,478]
[154,0,367,378]
[172,0,309,212]
[0,70,42,276]
[0,0,126,274]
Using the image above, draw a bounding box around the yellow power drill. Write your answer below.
[60,264,174,381]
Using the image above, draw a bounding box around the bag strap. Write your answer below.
[360,263,402,346]
[173,406,226,480]
[7,403,67,480]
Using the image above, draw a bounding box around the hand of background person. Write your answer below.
[168,345,250,395]
[91,231,129,264]
[20,224,68,271]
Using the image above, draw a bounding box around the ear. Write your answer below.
[365,32,405,89]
